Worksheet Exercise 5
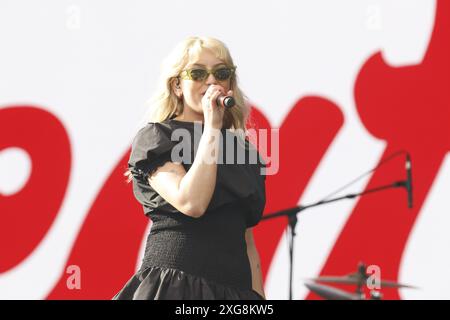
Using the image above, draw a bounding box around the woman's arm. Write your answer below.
[148,126,221,218]
[245,227,266,299]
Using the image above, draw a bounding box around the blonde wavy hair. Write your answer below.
[125,36,253,183]
[150,36,249,128]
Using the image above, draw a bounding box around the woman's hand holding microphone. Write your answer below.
[201,84,233,130]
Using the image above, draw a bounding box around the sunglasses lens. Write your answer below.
[189,69,208,81]
[214,68,232,81]
[183,67,234,81]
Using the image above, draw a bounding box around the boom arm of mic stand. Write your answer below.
[261,180,406,221]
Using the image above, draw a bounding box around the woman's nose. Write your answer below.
[205,73,218,85]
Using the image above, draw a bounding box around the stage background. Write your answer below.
[1,0,449,299]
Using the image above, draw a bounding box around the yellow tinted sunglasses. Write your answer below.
[179,66,236,82]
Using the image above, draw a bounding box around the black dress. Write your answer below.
[112,117,266,300]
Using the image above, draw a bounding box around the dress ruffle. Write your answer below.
[112,265,265,300]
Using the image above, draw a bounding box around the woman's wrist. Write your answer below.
[203,122,223,132]
[196,126,221,165]
[202,126,222,143]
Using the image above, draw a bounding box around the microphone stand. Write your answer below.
[261,179,408,300]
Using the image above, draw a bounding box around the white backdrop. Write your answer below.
[1,0,449,299]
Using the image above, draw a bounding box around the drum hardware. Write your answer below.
[305,261,418,300]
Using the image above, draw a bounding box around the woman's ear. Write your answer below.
[171,77,182,98]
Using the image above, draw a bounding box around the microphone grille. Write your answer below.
[223,96,236,108]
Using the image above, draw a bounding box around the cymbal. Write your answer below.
[311,274,418,289]
[305,281,363,300]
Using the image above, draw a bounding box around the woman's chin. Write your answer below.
[192,106,204,115]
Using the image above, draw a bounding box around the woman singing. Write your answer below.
[113,36,266,300]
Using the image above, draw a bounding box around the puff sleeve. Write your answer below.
[128,122,175,183]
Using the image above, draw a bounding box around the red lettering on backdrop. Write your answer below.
[46,155,149,299]
[307,0,450,299]
[0,106,71,272]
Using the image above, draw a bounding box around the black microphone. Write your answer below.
[405,153,413,209]
[216,94,235,108]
